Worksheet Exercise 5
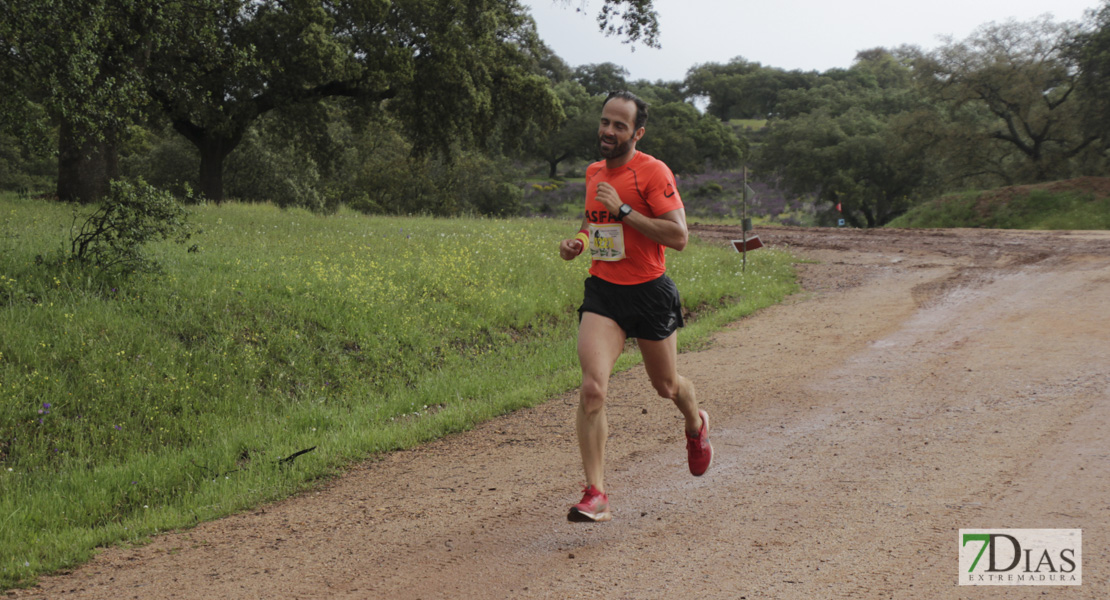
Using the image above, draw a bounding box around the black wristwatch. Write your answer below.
[615,203,632,221]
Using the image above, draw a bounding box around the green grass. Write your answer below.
[730,119,768,131]
[0,194,798,589]
[889,188,1110,229]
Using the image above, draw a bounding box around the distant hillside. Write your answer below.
[729,119,767,131]
[889,177,1110,230]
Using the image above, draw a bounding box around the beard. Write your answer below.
[599,135,632,159]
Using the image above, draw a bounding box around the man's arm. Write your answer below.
[622,206,688,250]
[594,182,688,250]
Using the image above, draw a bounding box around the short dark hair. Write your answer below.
[603,90,648,130]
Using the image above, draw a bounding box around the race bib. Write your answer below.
[588,223,625,261]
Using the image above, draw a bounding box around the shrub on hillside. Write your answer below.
[69,178,195,273]
[0,132,55,195]
[120,129,199,199]
[442,153,524,217]
[225,128,329,212]
[346,150,524,217]
[520,180,585,217]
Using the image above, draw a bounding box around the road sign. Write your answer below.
[731,236,763,252]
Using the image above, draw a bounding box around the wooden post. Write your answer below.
[742,165,748,273]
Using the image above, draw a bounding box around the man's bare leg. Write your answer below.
[639,332,702,436]
[576,312,626,493]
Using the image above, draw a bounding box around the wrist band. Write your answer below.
[574,230,589,254]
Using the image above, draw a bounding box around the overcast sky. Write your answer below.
[521,0,1101,82]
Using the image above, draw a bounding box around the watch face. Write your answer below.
[619,204,631,218]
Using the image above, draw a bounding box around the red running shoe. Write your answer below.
[567,485,611,522]
[686,409,713,476]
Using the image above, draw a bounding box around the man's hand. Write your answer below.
[559,237,584,261]
[595,182,623,217]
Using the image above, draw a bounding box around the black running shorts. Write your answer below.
[578,274,685,341]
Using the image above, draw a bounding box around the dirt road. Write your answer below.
[12,226,1110,599]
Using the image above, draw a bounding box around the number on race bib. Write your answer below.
[588,223,625,261]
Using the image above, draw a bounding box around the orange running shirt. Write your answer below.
[583,151,684,285]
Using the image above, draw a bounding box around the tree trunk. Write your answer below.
[174,121,241,204]
[57,120,118,204]
[198,144,231,204]
[860,204,876,228]
[547,151,569,179]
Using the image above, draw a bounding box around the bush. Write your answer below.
[342,144,525,217]
[225,128,328,212]
[0,133,55,195]
[69,178,195,273]
[693,182,725,197]
[119,127,199,198]
[447,153,524,217]
[519,179,586,217]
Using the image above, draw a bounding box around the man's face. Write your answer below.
[598,98,642,160]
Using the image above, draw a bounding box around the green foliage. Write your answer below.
[335,119,420,214]
[889,186,1110,229]
[774,54,920,119]
[884,192,981,228]
[442,153,526,217]
[527,81,601,178]
[113,103,526,216]
[0,0,661,204]
[224,127,326,212]
[573,62,630,95]
[0,0,201,202]
[0,0,159,140]
[918,16,1099,185]
[0,0,565,203]
[692,182,725,197]
[526,81,746,180]
[0,131,55,195]
[331,116,526,217]
[595,0,660,48]
[638,102,745,175]
[1071,1,1110,145]
[755,61,937,228]
[68,179,194,273]
[685,58,817,120]
[627,79,688,105]
[118,126,199,198]
[0,196,796,588]
[519,179,585,217]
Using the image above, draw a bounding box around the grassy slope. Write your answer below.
[729,119,768,131]
[0,196,798,588]
[889,178,1110,229]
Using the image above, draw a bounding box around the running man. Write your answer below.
[558,91,712,523]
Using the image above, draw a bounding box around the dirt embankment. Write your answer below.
[11,226,1110,599]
